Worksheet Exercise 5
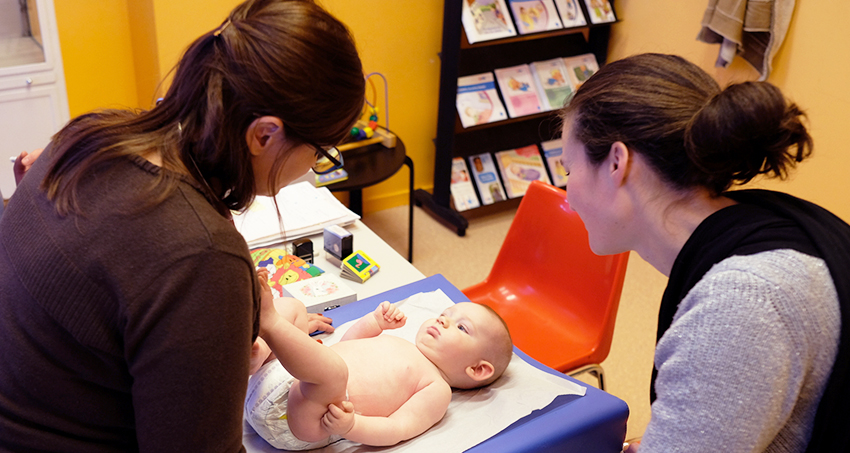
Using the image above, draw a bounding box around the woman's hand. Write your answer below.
[248,337,273,375]
[622,437,641,452]
[13,148,43,184]
[257,268,283,338]
[307,313,334,334]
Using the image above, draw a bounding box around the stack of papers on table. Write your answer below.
[233,181,360,248]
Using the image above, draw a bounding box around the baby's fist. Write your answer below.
[374,301,407,330]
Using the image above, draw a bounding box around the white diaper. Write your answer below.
[245,360,341,450]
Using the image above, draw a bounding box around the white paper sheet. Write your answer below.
[243,290,586,452]
[233,182,360,247]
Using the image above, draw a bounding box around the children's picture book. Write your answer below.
[279,273,357,313]
[540,139,569,187]
[563,53,600,91]
[315,168,348,187]
[461,0,517,44]
[251,248,325,298]
[494,145,552,198]
[340,250,380,283]
[494,64,545,118]
[553,0,587,28]
[507,0,563,34]
[456,72,509,128]
[582,0,616,24]
[450,157,481,211]
[530,58,575,111]
[468,152,507,205]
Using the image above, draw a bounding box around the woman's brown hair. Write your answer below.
[561,53,811,196]
[43,0,365,215]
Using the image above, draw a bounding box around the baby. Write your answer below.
[246,270,513,450]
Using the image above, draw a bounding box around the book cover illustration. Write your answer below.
[468,153,507,205]
[341,250,381,283]
[494,64,545,118]
[450,157,481,211]
[507,0,562,35]
[541,139,569,187]
[461,0,517,44]
[279,273,357,313]
[553,0,587,28]
[456,72,508,128]
[530,58,574,111]
[582,0,616,24]
[251,248,325,298]
[315,168,348,187]
[494,145,552,198]
[563,53,599,91]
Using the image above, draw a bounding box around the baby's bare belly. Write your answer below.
[330,335,436,416]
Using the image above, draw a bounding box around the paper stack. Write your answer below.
[233,182,360,248]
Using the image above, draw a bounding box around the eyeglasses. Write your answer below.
[311,144,344,175]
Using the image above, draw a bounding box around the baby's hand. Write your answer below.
[321,400,355,436]
[373,301,407,330]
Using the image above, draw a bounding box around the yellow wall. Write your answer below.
[54,1,850,220]
[54,0,139,115]
[610,0,850,222]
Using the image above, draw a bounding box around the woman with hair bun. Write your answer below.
[0,0,364,451]
[559,53,850,452]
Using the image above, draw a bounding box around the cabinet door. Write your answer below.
[0,0,69,197]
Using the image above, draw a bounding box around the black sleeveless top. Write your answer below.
[652,189,850,452]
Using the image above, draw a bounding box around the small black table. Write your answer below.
[325,139,414,262]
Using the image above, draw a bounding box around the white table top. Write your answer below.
[275,220,425,301]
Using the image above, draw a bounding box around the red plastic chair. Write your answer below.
[463,180,629,389]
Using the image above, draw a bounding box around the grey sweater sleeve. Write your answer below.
[640,249,840,453]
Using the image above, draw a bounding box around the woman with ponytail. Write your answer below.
[559,53,849,452]
[0,0,364,451]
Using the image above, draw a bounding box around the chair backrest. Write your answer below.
[463,180,629,372]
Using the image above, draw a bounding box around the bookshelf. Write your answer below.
[414,0,613,236]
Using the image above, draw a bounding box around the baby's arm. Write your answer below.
[340,301,407,341]
[340,380,452,446]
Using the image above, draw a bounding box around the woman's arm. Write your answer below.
[641,252,839,452]
[127,251,255,452]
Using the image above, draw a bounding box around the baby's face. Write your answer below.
[415,303,500,375]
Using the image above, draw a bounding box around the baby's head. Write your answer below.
[415,302,513,389]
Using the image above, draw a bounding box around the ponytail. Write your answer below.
[685,82,812,196]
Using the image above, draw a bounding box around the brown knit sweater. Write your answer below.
[0,151,260,452]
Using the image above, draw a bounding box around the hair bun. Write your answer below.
[685,81,812,195]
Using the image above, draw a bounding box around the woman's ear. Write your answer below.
[608,141,631,186]
[465,360,495,383]
[246,116,285,156]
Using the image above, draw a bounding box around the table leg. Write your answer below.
[405,156,414,263]
[349,189,363,216]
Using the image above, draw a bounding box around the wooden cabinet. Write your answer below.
[414,0,612,236]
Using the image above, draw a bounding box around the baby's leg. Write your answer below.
[273,297,310,334]
[261,312,348,443]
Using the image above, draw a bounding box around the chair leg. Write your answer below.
[568,364,605,391]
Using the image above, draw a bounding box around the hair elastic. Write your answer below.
[214,19,232,37]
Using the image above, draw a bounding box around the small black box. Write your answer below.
[291,238,313,263]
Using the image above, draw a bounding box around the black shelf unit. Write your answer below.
[415,0,613,236]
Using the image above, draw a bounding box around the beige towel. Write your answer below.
[697,0,795,80]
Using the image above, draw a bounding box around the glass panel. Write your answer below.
[0,0,46,69]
